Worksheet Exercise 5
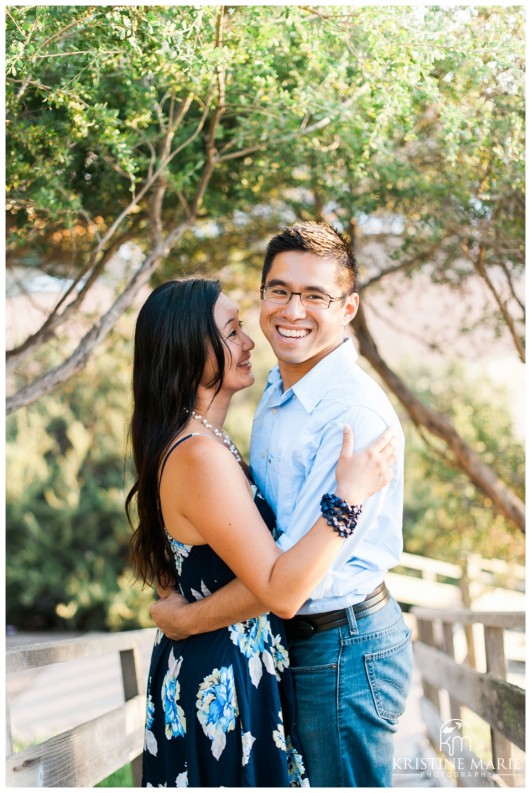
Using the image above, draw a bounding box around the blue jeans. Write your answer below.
[287,595,413,787]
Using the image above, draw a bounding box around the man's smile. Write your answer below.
[276,326,311,339]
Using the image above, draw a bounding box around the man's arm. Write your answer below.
[150,577,268,640]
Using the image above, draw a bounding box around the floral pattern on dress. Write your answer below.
[145,690,158,756]
[196,665,239,759]
[241,729,256,767]
[175,765,188,787]
[162,650,186,739]
[273,708,287,751]
[165,533,192,576]
[146,691,155,728]
[273,710,308,787]
[286,734,308,787]
[229,615,277,687]
[271,633,290,680]
[190,580,212,601]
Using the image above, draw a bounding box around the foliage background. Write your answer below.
[5,4,525,631]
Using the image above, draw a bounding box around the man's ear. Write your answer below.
[342,292,359,325]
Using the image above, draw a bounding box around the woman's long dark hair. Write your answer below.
[126,278,226,587]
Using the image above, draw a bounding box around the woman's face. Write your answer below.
[202,293,255,394]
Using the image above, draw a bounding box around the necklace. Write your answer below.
[191,410,242,462]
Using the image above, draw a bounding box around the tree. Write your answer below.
[6,5,339,405]
[6,5,524,530]
[401,361,524,564]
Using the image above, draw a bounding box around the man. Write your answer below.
[151,221,413,786]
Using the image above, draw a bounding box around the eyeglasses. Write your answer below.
[260,285,348,310]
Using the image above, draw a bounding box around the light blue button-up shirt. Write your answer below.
[250,339,404,615]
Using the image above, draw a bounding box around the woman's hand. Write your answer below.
[335,425,398,506]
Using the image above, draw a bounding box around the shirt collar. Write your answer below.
[266,338,358,413]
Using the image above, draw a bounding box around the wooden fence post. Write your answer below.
[416,618,441,711]
[484,626,514,786]
[120,647,144,787]
[413,607,525,788]
[441,621,461,722]
[459,557,477,669]
[6,697,13,756]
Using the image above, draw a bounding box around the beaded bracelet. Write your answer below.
[320,492,363,538]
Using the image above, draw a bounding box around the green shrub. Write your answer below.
[6,321,154,631]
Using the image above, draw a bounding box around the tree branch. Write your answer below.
[499,259,525,315]
[361,240,442,290]
[216,116,331,163]
[352,301,525,531]
[6,229,134,373]
[6,91,204,369]
[6,73,231,412]
[6,222,189,415]
[11,9,96,100]
[183,8,227,221]
[462,241,525,363]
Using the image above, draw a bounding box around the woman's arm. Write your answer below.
[160,425,396,619]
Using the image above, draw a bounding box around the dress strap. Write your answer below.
[158,432,211,489]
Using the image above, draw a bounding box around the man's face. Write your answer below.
[259,251,359,386]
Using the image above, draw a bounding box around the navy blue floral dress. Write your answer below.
[142,436,308,788]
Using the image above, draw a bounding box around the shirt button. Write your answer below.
[260,451,266,459]
[271,408,277,414]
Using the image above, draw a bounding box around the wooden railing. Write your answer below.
[388,552,464,608]
[5,629,156,787]
[389,552,525,610]
[412,607,525,788]
[5,553,524,787]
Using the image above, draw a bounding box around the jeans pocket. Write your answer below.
[364,629,413,722]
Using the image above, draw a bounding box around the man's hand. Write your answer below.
[150,578,268,638]
[150,588,192,640]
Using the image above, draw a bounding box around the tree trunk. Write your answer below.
[353,302,525,532]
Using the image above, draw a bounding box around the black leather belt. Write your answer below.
[285,582,390,640]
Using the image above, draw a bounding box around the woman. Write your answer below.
[126,278,396,787]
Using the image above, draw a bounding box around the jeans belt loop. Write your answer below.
[346,604,358,636]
